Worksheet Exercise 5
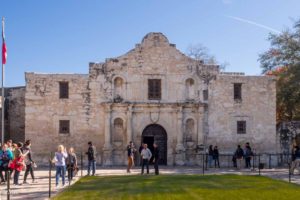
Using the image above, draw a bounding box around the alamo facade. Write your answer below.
[5,32,277,166]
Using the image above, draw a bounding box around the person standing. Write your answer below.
[86,141,96,176]
[291,146,300,175]
[127,141,136,173]
[11,142,25,186]
[140,144,152,175]
[0,144,13,183]
[244,143,252,168]
[208,145,214,168]
[244,146,253,169]
[153,143,159,175]
[234,145,244,170]
[66,147,77,183]
[213,146,220,168]
[22,140,36,184]
[53,145,68,187]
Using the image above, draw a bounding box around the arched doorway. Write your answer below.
[142,124,167,165]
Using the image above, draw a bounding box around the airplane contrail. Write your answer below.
[226,15,282,34]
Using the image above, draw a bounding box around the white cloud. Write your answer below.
[226,15,282,34]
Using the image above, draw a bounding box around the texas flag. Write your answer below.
[2,18,7,65]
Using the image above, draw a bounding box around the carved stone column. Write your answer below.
[175,106,185,165]
[126,105,133,144]
[103,104,113,166]
[197,106,204,146]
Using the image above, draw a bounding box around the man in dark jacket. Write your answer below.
[153,143,159,175]
[235,145,244,170]
[86,141,96,176]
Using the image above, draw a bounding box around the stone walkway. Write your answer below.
[0,167,299,200]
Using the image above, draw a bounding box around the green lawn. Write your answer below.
[53,174,300,200]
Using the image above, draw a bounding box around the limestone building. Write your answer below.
[24,33,276,165]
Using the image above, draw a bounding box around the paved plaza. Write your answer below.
[0,166,299,200]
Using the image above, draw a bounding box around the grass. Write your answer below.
[53,174,300,200]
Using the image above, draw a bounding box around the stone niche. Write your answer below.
[112,117,126,165]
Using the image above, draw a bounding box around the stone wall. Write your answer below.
[25,73,104,164]
[7,87,26,142]
[24,32,277,166]
[207,74,276,153]
[0,87,25,143]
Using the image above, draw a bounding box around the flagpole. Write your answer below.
[1,17,5,144]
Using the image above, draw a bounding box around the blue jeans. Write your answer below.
[56,166,66,186]
[88,160,96,175]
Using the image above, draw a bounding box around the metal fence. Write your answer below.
[1,152,297,200]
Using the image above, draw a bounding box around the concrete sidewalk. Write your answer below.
[0,167,299,200]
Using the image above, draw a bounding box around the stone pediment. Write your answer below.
[89,32,219,78]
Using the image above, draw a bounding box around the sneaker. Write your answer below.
[23,181,29,184]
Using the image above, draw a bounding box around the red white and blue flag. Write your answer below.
[2,18,7,65]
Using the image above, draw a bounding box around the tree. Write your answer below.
[259,20,300,74]
[186,44,228,70]
[260,19,300,123]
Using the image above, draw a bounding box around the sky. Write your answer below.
[0,0,299,87]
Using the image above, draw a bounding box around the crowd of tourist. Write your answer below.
[127,141,160,175]
[1,138,300,188]
[0,139,36,186]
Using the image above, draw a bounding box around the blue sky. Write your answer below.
[1,0,299,86]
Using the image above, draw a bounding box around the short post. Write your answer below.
[252,154,255,171]
[49,152,52,198]
[81,152,83,177]
[269,154,271,169]
[7,170,10,200]
[258,154,261,176]
[205,153,208,170]
[288,163,291,183]
[202,153,205,175]
[227,154,230,168]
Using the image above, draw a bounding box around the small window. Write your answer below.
[59,82,69,99]
[148,79,161,100]
[234,83,242,100]
[59,120,70,134]
[203,90,208,101]
[237,121,246,134]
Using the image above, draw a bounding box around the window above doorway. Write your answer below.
[148,79,161,100]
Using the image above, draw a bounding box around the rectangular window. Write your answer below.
[237,121,246,134]
[59,82,69,99]
[59,120,70,134]
[234,83,242,100]
[203,90,208,101]
[148,79,161,100]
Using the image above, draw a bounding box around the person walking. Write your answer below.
[140,144,152,175]
[22,140,36,184]
[234,145,244,170]
[127,141,136,173]
[66,147,77,183]
[53,145,68,187]
[153,143,159,175]
[86,141,96,176]
[208,145,214,168]
[0,144,13,183]
[291,146,300,175]
[213,146,220,168]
